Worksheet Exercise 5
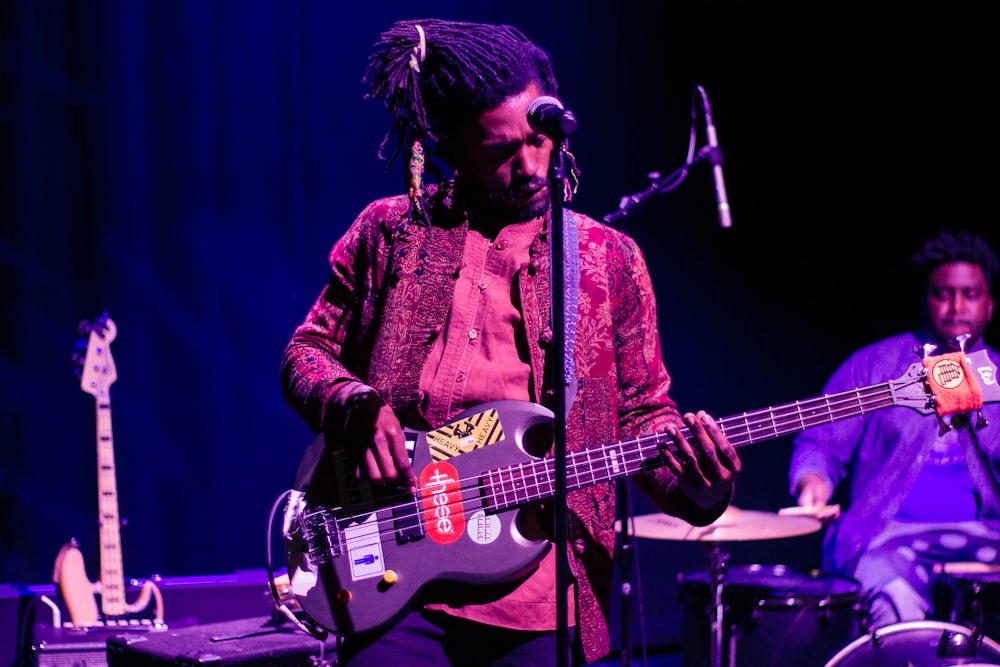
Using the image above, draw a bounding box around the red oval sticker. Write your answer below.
[419,461,465,544]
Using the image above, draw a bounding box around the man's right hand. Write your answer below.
[363,404,417,494]
[329,384,418,495]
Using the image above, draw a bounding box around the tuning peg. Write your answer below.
[93,311,111,334]
[936,415,952,436]
[917,343,938,359]
[71,338,87,362]
[975,410,990,430]
[949,333,971,352]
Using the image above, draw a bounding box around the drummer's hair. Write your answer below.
[912,230,1000,289]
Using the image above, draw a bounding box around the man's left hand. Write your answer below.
[660,411,741,510]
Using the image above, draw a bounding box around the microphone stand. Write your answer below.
[603,147,712,227]
[547,139,572,667]
[604,84,731,228]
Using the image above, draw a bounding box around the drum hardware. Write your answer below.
[931,564,1000,644]
[678,563,862,667]
[618,506,827,667]
[822,620,1000,667]
[706,545,728,667]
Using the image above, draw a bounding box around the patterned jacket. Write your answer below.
[280,184,727,662]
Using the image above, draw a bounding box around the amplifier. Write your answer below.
[31,624,129,667]
[106,616,338,667]
[1,570,280,667]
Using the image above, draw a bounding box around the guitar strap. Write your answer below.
[561,209,579,414]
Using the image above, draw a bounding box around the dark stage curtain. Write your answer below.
[1,1,414,587]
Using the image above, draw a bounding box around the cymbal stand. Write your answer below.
[707,543,730,667]
[617,479,635,667]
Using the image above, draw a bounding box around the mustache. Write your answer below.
[509,178,548,198]
[484,178,548,207]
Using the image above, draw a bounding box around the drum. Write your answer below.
[677,563,863,667]
[933,571,1000,642]
[822,620,1000,667]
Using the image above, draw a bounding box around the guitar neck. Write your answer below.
[483,374,924,512]
[715,376,910,447]
[95,395,126,617]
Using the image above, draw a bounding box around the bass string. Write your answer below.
[331,439,668,546]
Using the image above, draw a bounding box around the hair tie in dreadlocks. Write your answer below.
[409,138,426,215]
[404,25,429,221]
[409,24,426,71]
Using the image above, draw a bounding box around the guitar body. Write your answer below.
[285,400,555,637]
[53,541,100,625]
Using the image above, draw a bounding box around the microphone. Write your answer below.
[700,88,732,228]
[527,96,578,139]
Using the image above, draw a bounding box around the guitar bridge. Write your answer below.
[299,506,343,565]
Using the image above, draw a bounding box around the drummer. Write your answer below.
[788,230,1000,629]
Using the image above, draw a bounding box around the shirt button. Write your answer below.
[478,279,488,290]
[496,239,509,250]
[456,372,467,383]
[468,328,479,340]
[573,539,586,555]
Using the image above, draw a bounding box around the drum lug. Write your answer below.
[938,627,978,658]
[818,596,832,629]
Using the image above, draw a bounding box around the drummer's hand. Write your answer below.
[794,473,839,521]
[662,411,741,510]
[796,473,830,507]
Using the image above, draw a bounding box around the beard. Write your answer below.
[465,177,551,223]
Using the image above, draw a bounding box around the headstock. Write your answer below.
[72,312,118,397]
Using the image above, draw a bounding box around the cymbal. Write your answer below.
[616,505,822,542]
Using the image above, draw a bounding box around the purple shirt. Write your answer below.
[788,330,1000,574]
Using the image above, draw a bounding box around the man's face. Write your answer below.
[449,82,554,223]
[925,261,994,347]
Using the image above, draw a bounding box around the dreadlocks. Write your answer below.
[912,230,1000,289]
[363,18,563,223]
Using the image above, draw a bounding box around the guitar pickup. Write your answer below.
[392,431,423,544]
[393,496,424,544]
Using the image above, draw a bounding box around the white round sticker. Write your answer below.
[467,510,501,545]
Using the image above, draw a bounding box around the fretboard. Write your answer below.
[95,396,125,617]
[483,373,927,512]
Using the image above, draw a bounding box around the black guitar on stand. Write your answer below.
[52,312,164,627]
